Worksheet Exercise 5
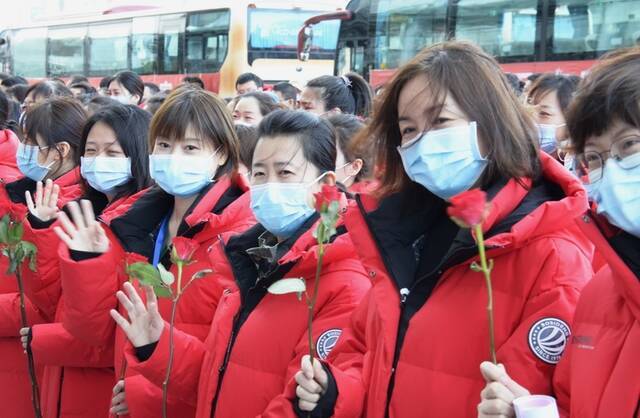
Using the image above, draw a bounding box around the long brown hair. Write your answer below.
[149,86,240,179]
[357,41,540,197]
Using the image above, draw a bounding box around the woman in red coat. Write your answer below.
[0,89,21,179]
[0,97,86,418]
[477,48,640,418]
[111,110,371,418]
[54,86,256,418]
[294,41,595,418]
[19,104,153,418]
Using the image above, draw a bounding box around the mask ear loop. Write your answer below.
[336,162,355,186]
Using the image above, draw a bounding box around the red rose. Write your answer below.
[124,252,148,267]
[0,201,27,222]
[314,184,341,213]
[447,189,489,228]
[171,237,199,264]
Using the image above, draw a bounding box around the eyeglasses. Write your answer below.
[575,135,640,184]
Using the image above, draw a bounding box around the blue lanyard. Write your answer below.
[152,215,170,267]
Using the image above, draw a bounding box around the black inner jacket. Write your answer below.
[108,182,243,266]
[608,231,640,281]
[357,177,565,416]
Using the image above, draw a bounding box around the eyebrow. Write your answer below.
[252,160,300,168]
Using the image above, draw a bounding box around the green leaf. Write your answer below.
[18,241,37,273]
[7,222,23,245]
[470,261,482,273]
[157,264,175,286]
[267,278,306,295]
[153,285,173,298]
[0,217,8,244]
[127,262,162,287]
[192,269,212,280]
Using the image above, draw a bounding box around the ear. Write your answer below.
[133,95,141,104]
[350,159,364,177]
[216,150,229,168]
[55,141,72,160]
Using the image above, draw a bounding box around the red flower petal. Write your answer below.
[446,189,488,227]
[171,237,199,263]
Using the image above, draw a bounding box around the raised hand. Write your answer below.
[294,355,329,412]
[477,362,530,418]
[25,179,60,222]
[54,200,109,253]
[110,282,164,348]
[110,380,128,416]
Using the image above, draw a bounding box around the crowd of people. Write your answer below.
[0,39,637,418]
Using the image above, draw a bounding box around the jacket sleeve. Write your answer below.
[125,323,206,408]
[496,237,592,398]
[552,337,573,418]
[30,322,114,368]
[0,292,47,337]
[258,266,371,418]
[21,221,64,322]
[59,242,122,346]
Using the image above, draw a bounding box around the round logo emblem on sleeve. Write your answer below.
[316,329,342,360]
[528,318,571,364]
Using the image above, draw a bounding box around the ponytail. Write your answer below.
[306,73,373,118]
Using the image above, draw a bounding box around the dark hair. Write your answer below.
[109,71,144,104]
[69,75,89,85]
[182,76,205,89]
[0,90,19,133]
[359,41,540,197]
[0,73,9,81]
[567,47,640,154]
[7,84,28,103]
[145,92,167,115]
[25,81,73,102]
[306,73,374,117]
[2,76,28,88]
[505,73,523,96]
[527,73,542,83]
[235,72,264,89]
[528,74,581,118]
[236,92,282,116]
[24,97,87,172]
[257,110,336,173]
[150,86,240,178]
[70,81,97,96]
[273,82,299,101]
[79,104,152,199]
[327,113,371,182]
[144,82,160,94]
[100,76,112,89]
[235,124,259,169]
[84,95,119,114]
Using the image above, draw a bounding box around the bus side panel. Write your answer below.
[370,59,598,87]
[87,73,221,94]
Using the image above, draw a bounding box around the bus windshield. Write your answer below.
[248,8,339,64]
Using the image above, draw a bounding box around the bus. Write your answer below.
[0,0,345,97]
[298,0,640,87]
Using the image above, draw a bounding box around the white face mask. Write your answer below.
[81,156,132,194]
[113,95,133,105]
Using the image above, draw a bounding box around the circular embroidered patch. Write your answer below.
[528,318,571,364]
[316,329,342,360]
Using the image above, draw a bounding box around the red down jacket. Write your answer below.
[59,175,256,418]
[553,213,640,418]
[0,170,82,418]
[326,153,595,417]
[0,128,20,179]
[22,191,145,418]
[124,213,371,418]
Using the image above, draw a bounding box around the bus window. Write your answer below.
[455,0,538,59]
[48,26,86,76]
[372,0,447,70]
[247,8,339,64]
[132,16,158,75]
[88,20,130,76]
[159,14,185,74]
[552,0,640,55]
[12,27,47,77]
[185,9,230,73]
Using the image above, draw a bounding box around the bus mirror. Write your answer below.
[299,25,313,62]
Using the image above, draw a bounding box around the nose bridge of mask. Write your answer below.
[403,122,479,155]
